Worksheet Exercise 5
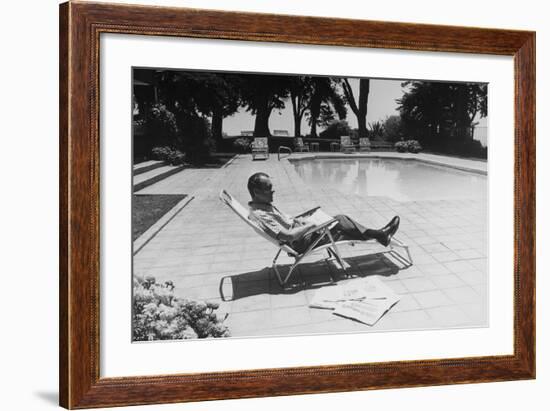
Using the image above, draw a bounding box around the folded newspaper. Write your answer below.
[309,277,400,325]
[303,209,334,226]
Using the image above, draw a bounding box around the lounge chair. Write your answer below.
[219,190,413,287]
[359,137,371,152]
[294,137,310,152]
[251,137,269,160]
[340,136,356,153]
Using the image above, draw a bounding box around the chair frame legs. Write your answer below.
[271,235,413,287]
[271,228,333,287]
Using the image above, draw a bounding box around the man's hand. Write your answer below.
[293,217,309,226]
[302,221,317,231]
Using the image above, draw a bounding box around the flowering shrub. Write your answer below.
[394,140,422,153]
[151,146,187,165]
[394,141,408,152]
[133,276,230,341]
[167,150,187,165]
[233,138,251,153]
[151,146,172,160]
[406,140,422,153]
[145,104,179,146]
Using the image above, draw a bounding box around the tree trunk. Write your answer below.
[310,121,318,138]
[293,114,302,137]
[253,93,272,137]
[254,107,271,137]
[343,79,370,138]
[357,116,367,138]
[291,95,302,137]
[309,92,321,137]
[211,105,223,149]
[357,79,370,138]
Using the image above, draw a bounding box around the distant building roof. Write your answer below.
[133,79,152,87]
[273,129,289,136]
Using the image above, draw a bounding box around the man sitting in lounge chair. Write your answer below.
[247,172,400,254]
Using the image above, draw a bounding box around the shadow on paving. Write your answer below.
[219,253,401,301]
[187,154,235,169]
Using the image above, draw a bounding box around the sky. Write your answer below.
[222,78,405,136]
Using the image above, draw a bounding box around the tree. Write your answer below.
[306,77,347,137]
[155,71,240,148]
[288,76,313,137]
[238,74,291,136]
[382,115,404,143]
[397,81,487,149]
[207,74,241,146]
[145,103,179,147]
[319,120,352,139]
[342,78,370,138]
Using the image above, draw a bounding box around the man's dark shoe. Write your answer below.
[381,215,400,231]
[378,216,400,247]
[388,216,400,237]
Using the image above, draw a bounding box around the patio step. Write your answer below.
[133,164,186,192]
[133,160,166,176]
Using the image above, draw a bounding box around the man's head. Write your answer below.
[247,172,274,203]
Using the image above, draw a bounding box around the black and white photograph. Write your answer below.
[3,0,545,410]
[132,68,488,341]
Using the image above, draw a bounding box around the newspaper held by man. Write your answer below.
[301,208,334,227]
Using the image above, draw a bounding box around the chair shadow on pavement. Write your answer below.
[219,252,402,302]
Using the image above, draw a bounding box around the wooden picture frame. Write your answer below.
[59,1,535,408]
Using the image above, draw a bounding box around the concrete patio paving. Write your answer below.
[134,152,488,338]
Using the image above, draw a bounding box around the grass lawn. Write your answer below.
[133,194,187,241]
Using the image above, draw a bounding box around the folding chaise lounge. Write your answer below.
[340,135,356,153]
[359,137,371,152]
[330,140,340,152]
[294,137,310,152]
[219,190,413,287]
[251,137,269,160]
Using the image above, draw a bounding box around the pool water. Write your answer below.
[292,158,487,202]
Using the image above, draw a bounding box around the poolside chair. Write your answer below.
[359,137,371,152]
[251,137,269,160]
[219,190,413,288]
[294,137,310,152]
[340,136,356,153]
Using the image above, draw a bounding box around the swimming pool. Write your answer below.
[291,157,487,202]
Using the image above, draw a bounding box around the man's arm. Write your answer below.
[276,221,317,243]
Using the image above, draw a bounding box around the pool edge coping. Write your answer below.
[286,153,488,176]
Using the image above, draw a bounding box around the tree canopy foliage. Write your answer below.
[398,82,487,141]
[134,68,488,161]
[238,74,291,137]
[151,70,348,140]
[155,71,240,146]
[306,77,347,137]
[381,115,404,143]
[397,81,487,157]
